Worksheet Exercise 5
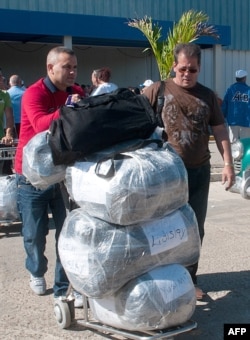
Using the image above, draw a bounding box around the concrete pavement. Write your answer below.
[209,139,224,182]
[178,181,250,339]
[1,143,250,339]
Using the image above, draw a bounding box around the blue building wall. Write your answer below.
[0,0,249,50]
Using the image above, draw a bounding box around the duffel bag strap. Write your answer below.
[95,139,162,178]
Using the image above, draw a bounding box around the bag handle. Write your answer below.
[76,88,135,108]
[95,139,163,178]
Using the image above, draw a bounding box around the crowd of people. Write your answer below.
[2,42,249,310]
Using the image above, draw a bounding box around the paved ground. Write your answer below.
[1,142,249,339]
[209,139,225,182]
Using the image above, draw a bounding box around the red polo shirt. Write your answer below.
[14,77,84,174]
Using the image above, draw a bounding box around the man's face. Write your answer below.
[47,52,78,91]
[173,52,200,88]
[91,71,98,86]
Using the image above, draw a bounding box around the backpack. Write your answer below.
[48,88,157,165]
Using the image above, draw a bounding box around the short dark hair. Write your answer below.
[47,46,76,65]
[174,43,201,65]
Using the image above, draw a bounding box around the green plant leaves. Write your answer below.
[128,10,219,80]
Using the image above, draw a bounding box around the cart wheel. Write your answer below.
[54,299,72,329]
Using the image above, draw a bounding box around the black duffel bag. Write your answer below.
[48,88,157,165]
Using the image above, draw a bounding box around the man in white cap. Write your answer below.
[139,79,154,93]
[222,69,250,142]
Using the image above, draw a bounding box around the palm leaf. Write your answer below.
[128,10,219,80]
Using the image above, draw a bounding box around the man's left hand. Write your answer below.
[222,164,236,190]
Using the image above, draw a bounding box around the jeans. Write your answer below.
[186,163,211,284]
[15,174,69,297]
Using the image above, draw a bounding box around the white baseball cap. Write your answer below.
[235,70,248,78]
[140,79,154,87]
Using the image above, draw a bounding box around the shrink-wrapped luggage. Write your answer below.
[22,131,66,190]
[89,264,196,331]
[0,175,20,222]
[65,140,188,225]
[58,204,200,298]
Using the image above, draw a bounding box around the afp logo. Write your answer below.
[224,324,250,338]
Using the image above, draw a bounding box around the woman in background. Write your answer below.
[90,67,118,96]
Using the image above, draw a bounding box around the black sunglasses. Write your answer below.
[178,67,198,74]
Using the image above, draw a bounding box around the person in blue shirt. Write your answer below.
[7,74,25,137]
[221,69,250,142]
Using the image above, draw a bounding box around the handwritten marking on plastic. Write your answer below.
[155,268,192,304]
[143,211,188,255]
[59,238,89,276]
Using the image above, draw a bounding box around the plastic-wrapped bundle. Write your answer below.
[89,264,196,331]
[22,131,66,190]
[65,140,188,225]
[58,204,200,298]
[0,175,20,222]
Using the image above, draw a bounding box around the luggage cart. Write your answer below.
[55,191,197,339]
[0,140,18,171]
[54,289,197,339]
[0,140,18,227]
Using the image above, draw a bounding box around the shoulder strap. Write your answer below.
[156,81,165,127]
[158,80,166,97]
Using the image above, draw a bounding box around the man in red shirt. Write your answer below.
[15,46,84,303]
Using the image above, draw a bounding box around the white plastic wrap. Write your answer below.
[65,141,188,225]
[0,175,20,222]
[89,264,196,331]
[22,131,66,190]
[58,204,200,298]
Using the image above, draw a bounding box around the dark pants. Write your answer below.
[0,143,14,175]
[186,163,211,284]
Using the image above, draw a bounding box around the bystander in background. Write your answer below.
[7,74,25,137]
[90,67,118,96]
[0,68,15,175]
[139,79,154,94]
[221,69,250,142]
[128,86,140,94]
